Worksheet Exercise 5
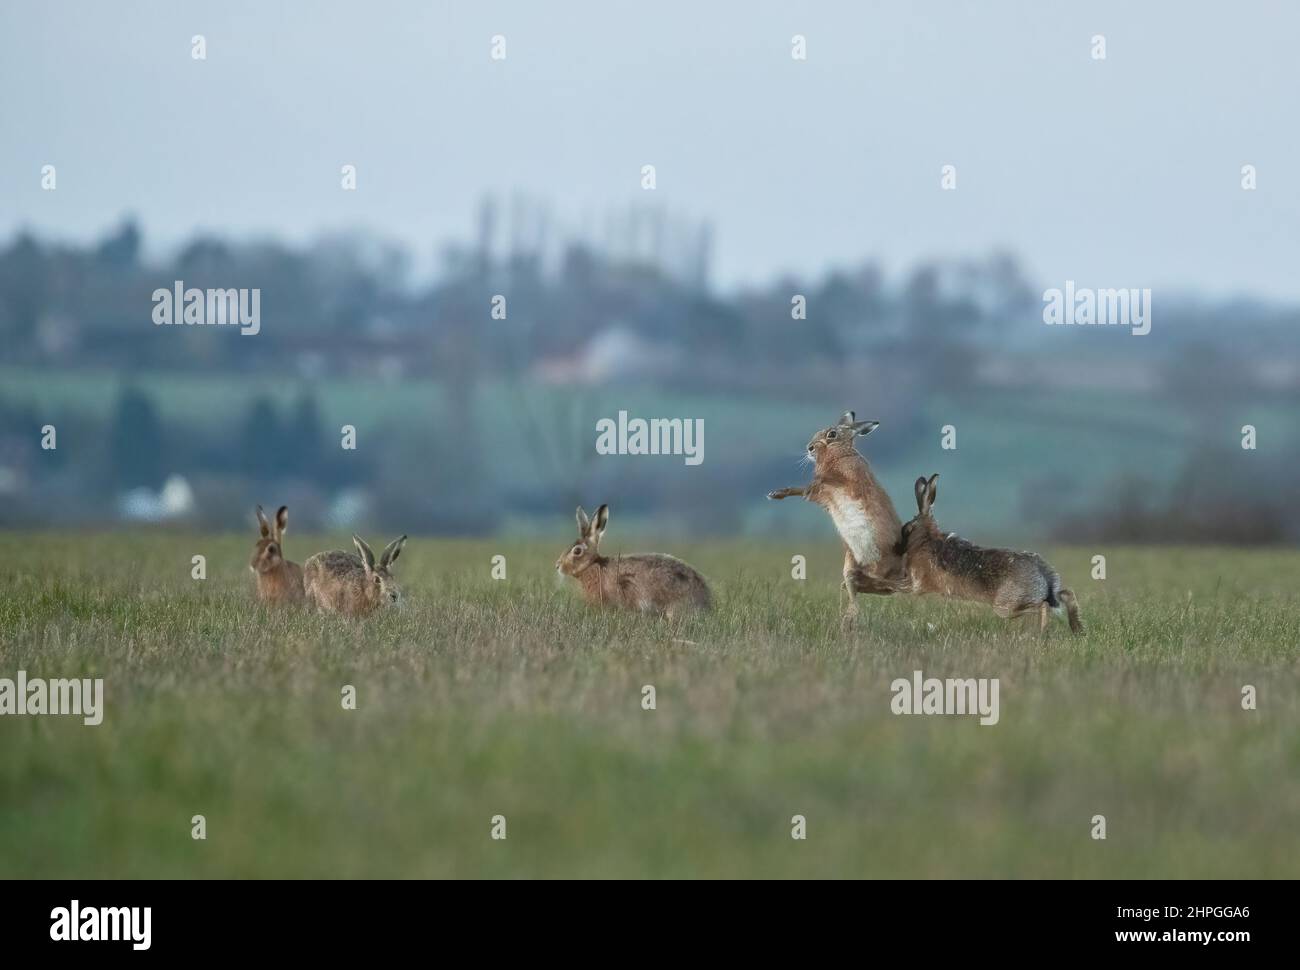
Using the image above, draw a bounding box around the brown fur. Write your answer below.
[767,411,908,625]
[556,504,712,620]
[902,474,1083,633]
[303,534,407,618]
[250,505,304,606]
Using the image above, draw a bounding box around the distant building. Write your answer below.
[534,326,679,384]
[119,474,195,522]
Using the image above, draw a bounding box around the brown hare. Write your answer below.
[556,504,712,620]
[902,474,1083,634]
[250,505,304,605]
[768,410,908,627]
[303,534,407,617]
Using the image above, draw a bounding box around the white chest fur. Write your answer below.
[826,489,878,565]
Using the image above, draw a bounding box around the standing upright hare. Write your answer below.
[768,411,908,627]
[303,534,407,617]
[902,474,1083,633]
[250,504,304,605]
[556,504,712,620]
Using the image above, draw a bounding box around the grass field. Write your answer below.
[2,531,1298,878]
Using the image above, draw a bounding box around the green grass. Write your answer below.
[1,531,1297,878]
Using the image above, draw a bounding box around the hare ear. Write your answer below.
[353,535,376,574]
[926,474,939,509]
[851,420,880,437]
[914,477,930,513]
[576,506,590,535]
[839,410,856,426]
[379,535,407,568]
[275,506,289,540]
[256,505,272,538]
[593,504,609,540]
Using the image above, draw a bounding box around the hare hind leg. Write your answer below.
[993,599,1042,632]
[840,582,860,632]
[1058,588,1084,634]
[839,550,861,631]
[842,556,909,632]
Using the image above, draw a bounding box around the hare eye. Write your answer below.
[826,430,837,439]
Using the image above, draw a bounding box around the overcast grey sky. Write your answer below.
[2,0,1297,300]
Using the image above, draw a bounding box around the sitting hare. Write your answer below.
[556,504,712,620]
[304,534,407,617]
[250,504,304,605]
[902,475,1082,633]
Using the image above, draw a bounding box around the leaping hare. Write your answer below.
[250,504,305,605]
[768,410,908,627]
[902,474,1083,633]
[303,534,407,617]
[556,504,712,619]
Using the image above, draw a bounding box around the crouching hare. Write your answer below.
[902,475,1083,634]
[556,504,712,620]
[250,504,305,605]
[304,534,407,617]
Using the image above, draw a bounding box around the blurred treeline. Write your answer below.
[0,210,1297,542]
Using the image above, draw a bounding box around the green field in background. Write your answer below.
[0,366,1260,537]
